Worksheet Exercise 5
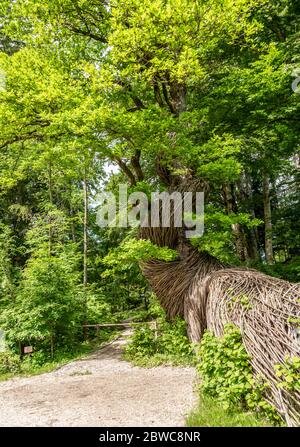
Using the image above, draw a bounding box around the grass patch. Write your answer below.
[186,395,273,427]
[123,352,195,368]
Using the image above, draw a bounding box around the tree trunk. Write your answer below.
[239,173,260,261]
[83,168,88,289]
[263,173,274,265]
[70,207,76,243]
[48,161,53,256]
[222,184,247,261]
[83,168,89,339]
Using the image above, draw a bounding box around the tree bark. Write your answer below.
[48,161,53,256]
[83,168,89,340]
[222,184,247,261]
[238,174,260,261]
[69,184,77,243]
[131,149,144,182]
[83,168,88,289]
[263,173,274,265]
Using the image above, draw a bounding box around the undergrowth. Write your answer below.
[186,394,272,427]
[197,324,283,426]
[124,298,195,367]
[0,329,119,381]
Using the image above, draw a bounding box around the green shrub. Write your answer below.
[125,325,158,358]
[124,309,195,366]
[275,356,300,391]
[1,254,84,354]
[0,352,21,375]
[250,257,300,283]
[86,291,114,325]
[197,324,281,424]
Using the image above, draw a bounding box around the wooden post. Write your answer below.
[154,321,158,340]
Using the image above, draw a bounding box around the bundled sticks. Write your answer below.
[142,250,300,426]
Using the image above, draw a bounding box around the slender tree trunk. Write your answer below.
[69,184,76,243]
[83,168,88,289]
[222,184,247,261]
[241,173,260,261]
[70,208,76,243]
[246,227,260,261]
[48,161,53,256]
[263,173,274,265]
[83,168,89,339]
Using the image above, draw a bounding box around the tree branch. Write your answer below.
[130,149,144,182]
[114,156,137,186]
[63,23,107,43]
[161,82,176,115]
[153,80,165,109]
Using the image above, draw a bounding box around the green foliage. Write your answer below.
[0,0,299,390]
[125,325,158,358]
[196,134,242,184]
[253,258,300,283]
[186,394,272,427]
[0,351,20,375]
[0,223,18,303]
[124,300,195,367]
[86,291,114,325]
[192,207,262,264]
[275,356,300,391]
[0,328,119,380]
[109,0,265,83]
[1,253,83,352]
[197,325,281,424]
[102,239,178,277]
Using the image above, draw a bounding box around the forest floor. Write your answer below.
[0,329,197,427]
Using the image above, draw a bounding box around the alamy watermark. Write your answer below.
[96,185,204,238]
[292,77,300,93]
[292,69,300,94]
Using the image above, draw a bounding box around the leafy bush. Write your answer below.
[197,324,281,424]
[1,253,84,355]
[125,325,158,358]
[102,239,178,275]
[250,257,300,283]
[191,205,262,264]
[275,356,300,391]
[0,352,21,375]
[124,301,195,366]
[86,291,114,325]
[158,319,194,358]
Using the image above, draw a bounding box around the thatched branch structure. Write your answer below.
[141,248,300,425]
[138,177,300,425]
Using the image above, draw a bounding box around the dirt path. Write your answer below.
[0,329,196,427]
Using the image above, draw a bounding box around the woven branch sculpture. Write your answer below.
[140,240,300,426]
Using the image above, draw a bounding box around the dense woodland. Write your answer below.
[0,0,299,426]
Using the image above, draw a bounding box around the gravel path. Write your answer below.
[0,330,197,427]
